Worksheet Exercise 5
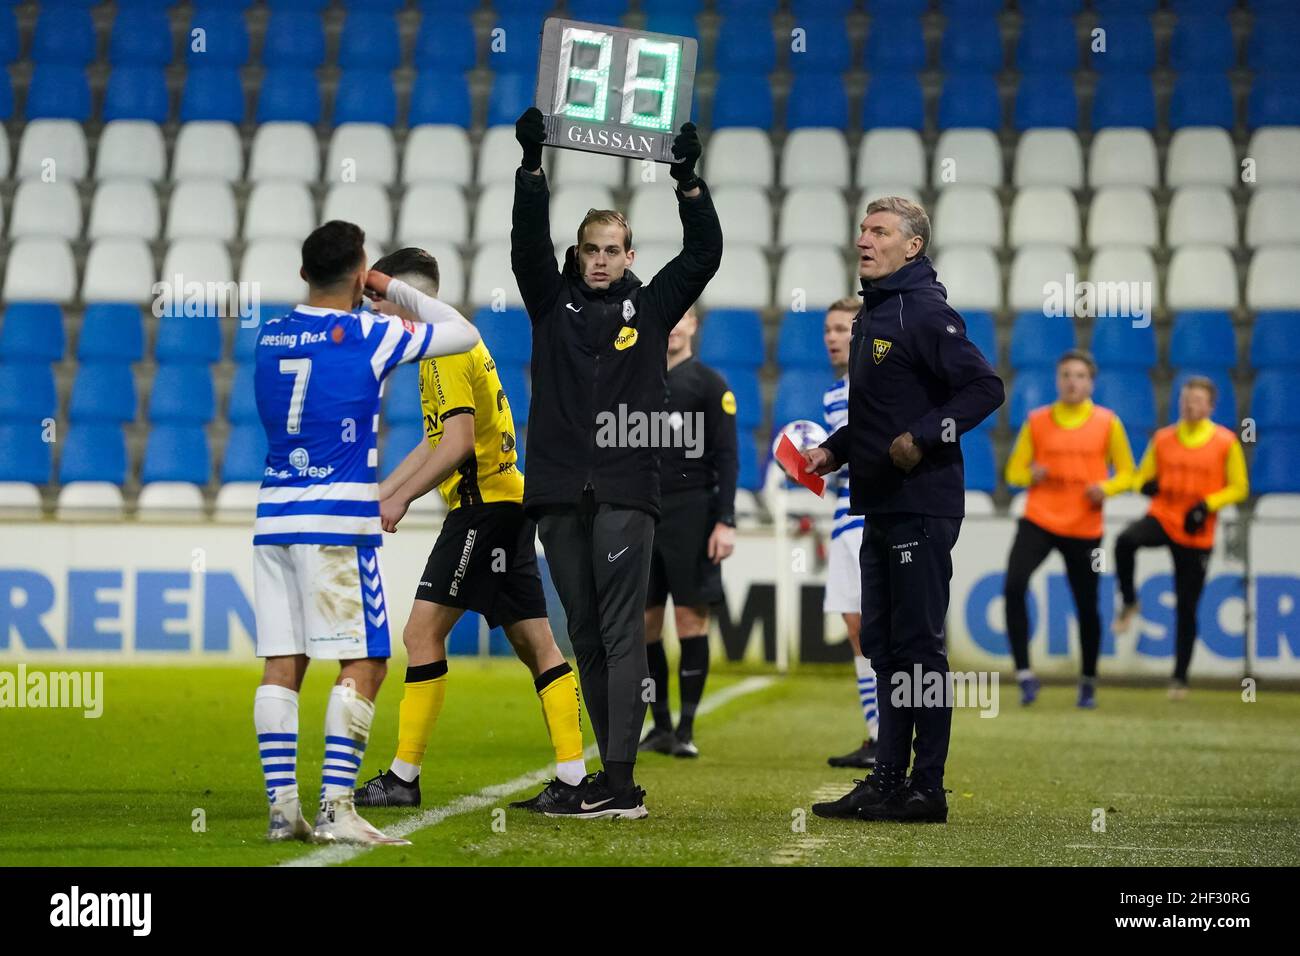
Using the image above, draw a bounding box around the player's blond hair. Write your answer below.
[827,297,860,316]
[577,208,633,252]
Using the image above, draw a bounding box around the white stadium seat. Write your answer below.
[0,482,42,519]
[322,182,393,245]
[397,183,468,244]
[1166,246,1240,311]
[1089,245,1160,316]
[88,181,160,241]
[96,120,166,182]
[469,241,525,309]
[1166,186,1236,248]
[172,121,243,183]
[856,129,925,189]
[17,120,88,181]
[627,188,685,243]
[781,128,850,188]
[931,129,1002,188]
[549,185,617,249]
[552,145,627,188]
[403,125,472,185]
[1165,127,1236,188]
[0,126,9,181]
[162,239,234,288]
[214,482,261,522]
[241,240,308,304]
[1008,187,1079,248]
[698,244,770,310]
[326,123,396,184]
[1246,188,1300,247]
[715,185,775,247]
[933,186,1003,248]
[399,240,465,303]
[9,180,81,239]
[1087,186,1158,248]
[476,126,524,185]
[1255,494,1300,519]
[1247,246,1300,309]
[704,129,774,187]
[932,245,1002,311]
[249,123,320,183]
[1013,129,1084,189]
[858,184,923,210]
[1104,493,1150,521]
[82,238,155,302]
[243,182,315,242]
[3,238,77,302]
[626,156,677,192]
[57,482,124,520]
[472,183,516,244]
[137,482,206,521]
[167,181,238,241]
[1008,245,1077,313]
[627,241,678,281]
[964,491,995,516]
[776,245,852,311]
[1089,129,1158,188]
[778,186,846,246]
[1245,128,1300,186]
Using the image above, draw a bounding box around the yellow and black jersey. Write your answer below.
[417,338,525,511]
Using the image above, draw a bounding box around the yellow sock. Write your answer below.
[536,664,586,779]
[395,660,448,769]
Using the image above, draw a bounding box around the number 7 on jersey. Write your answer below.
[279,358,312,435]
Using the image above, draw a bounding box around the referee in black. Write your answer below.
[803,197,1003,824]
[510,108,723,818]
[640,306,739,759]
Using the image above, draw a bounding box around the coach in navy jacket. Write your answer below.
[805,197,1004,825]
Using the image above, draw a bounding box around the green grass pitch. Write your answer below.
[3,661,1298,867]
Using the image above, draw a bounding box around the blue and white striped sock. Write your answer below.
[254,684,300,805]
[855,656,879,740]
[320,684,374,802]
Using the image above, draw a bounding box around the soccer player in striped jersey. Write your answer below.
[252,221,480,845]
[1114,376,1248,699]
[821,297,880,769]
[1003,350,1135,709]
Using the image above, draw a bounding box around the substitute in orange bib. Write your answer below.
[1114,377,1248,699]
[1003,351,1135,709]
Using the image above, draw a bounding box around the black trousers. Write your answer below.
[859,512,962,791]
[537,497,655,766]
[1115,515,1211,683]
[1003,518,1102,679]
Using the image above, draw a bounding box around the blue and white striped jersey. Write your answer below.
[253,281,478,547]
[824,374,863,540]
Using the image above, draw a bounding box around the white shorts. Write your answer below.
[823,525,864,615]
[253,544,391,660]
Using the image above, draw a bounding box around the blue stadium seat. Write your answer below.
[1089,316,1157,370]
[1015,73,1079,130]
[32,5,95,66]
[861,74,925,130]
[1016,16,1078,73]
[0,9,17,65]
[717,0,777,13]
[772,370,826,430]
[1252,433,1300,495]
[514,429,526,472]
[262,12,326,68]
[1092,17,1155,74]
[1249,74,1300,128]
[712,71,773,128]
[156,315,222,365]
[1021,0,1081,13]
[25,66,91,122]
[788,17,851,74]
[227,365,259,425]
[181,67,244,124]
[103,67,169,124]
[414,16,477,72]
[142,424,211,485]
[701,309,764,369]
[489,15,541,74]
[786,73,848,129]
[643,14,700,42]
[715,21,775,73]
[411,72,472,127]
[497,365,530,426]
[1250,371,1300,429]
[187,9,249,67]
[414,0,483,9]
[0,365,57,422]
[1169,73,1234,130]
[487,71,535,128]
[221,422,269,483]
[110,9,173,66]
[569,0,630,19]
[0,70,10,120]
[382,422,425,479]
[495,0,555,13]
[70,364,137,424]
[941,17,1002,73]
[775,311,828,371]
[149,365,215,425]
[1172,0,1232,12]
[1253,0,1300,11]
[715,366,762,430]
[737,430,760,491]
[334,70,397,126]
[1,303,65,362]
[1009,313,1075,369]
[939,73,1001,130]
[963,311,997,366]
[78,305,144,364]
[1170,369,1236,428]
[266,0,330,9]
[1169,312,1236,370]
[0,423,52,484]
[961,431,996,493]
[385,363,423,425]
[257,67,320,124]
[341,13,400,67]
[1249,313,1300,370]
[1172,16,1235,72]
[1091,72,1156,130]
[1008,369,1056,429]
[1094,0,1155,10]
[475,309,533,365]
[1248,17,1300,72]
[866,0,927,11]
[941,0,1001,11]
[865,17,925,72]
[232,311,274,364]
[1094,370,1157,436]
[59,424,128,485]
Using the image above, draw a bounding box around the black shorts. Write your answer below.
[415,502,548,629]
[646,488,724,609]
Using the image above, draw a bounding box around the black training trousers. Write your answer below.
[1003,517,1103,679]
[1115,514,1211,683]
[537,496,655,767]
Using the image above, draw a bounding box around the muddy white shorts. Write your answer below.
[253,544,391,659]
[823,525,864,615]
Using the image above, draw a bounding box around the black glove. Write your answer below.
[1139,479,1159,497]
[515,107,545,172]
[669,122,702,186]
[1184,500,1209,535]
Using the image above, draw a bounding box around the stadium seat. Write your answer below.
[779,187,845,246]
[0,364,57,422]
[1252,437,1300,496]
[232,308,277,365]
[142,424,211,486]
[1246,188,1300,247]
[16,120,88,181]
[179,67,245,124]
[325,124,396,185]
[225,364,259,426]
[1092,16,1155,73]
[1089,316,1157,370]
[1086,187,1157,248]
[1172,15,1235,71]
[59,424,128,486]
[705,129,774,187]
[1016,16,1078,73]
[172,121,242,182]
[257,67,320,125]
[1170,74,1235,130]
[1166,127,1236,187]
[404,125,472,184]
[1166,186,1235,247]
[0,422,51,486]
[96,120,166,182]
[1094,370,1157,436]
[861,74,925,131]
[1248,15,1300,72]
[0,126,8,179]
[857,129,925,189]
[1255,493,1300,518]
[25,65,91,122]
[487,72,536,128]
[1009,312,1076,369]
[9,181,81,240]
[932,245,1001,311]
[963,310,997,366]
[700,310,764,370]
[156,313,222,365]
[3,238,76,303]
[469,241,524,309]
[341,11,399,67]
[789,17,851,74]
[149,365,215,425]
[715,366,762,430]
[475,126,528,186]
[32,5,95,66]
[1170,369,1236,427]
[110,7,172,67]
[1008,369,1056,429]
[1166,247,1239,312]
[626,189,683,244]
[221,423,269,484]
[88,181,160,241]
[243,182,314,242]
[167,181,237,242]
[781,129,849,188]
[0,303,65,363]
[241,241,308,305]
[334,70,397,126]
[249,123,320,183]
[736,431,760,492]
[698,245,770,310]
[931,130,1002,187]
[773,370,827,430]
[962,431,996,493]
[323,183,393,245]
[1248,247,1300,310]
[551,147,626,189]
[0,9,17,67]
[413,14,476,72]
[263,11,326,68]
[776,247,851,312]
[474,309,531,366]
[712,72,774,129]
[1008,246,1076,313]
[716,187,775,247]
[410,71,473,128]
[548,186,617,249]
[471,184,514,245]
[407,241,464,304]
[1014,73,1079,130]
[775,311,826,370]
[933,186,1003,248]
[103,67,169,125]
[939,73,1001,130]
[187,8,249,66]
[1008,187,1079,248]
[69,364,137,424]
[82,240,155,303]
[77,304,144,364]
[786,75,849,130]
[488,14,542,73]
[496,365,529,427]
[1249,73,1300,128]
[1091,73,1156,130]
[1088,246,1159,317]
[397,184,467,245]
[941,16,1002,73]
[1250,370,1300,429]
[1249,312,1300,370]
[859,184,923,208]
[865,15,925,71]
[715,19,775,72]
[137,480,207,520]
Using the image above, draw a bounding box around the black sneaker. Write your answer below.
[671,729,699,759]
[509,777,585,813]
[859,784,948,824]
[354,770,420,808]
[553,778,648,819]
[639,726,675,754]
[811,773,902,819]
[827,739,877,768]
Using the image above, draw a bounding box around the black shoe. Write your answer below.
[639,726,675,754]
[354,770,420,808]
[671,729,699,758]
[859,784,949,824]
[811,773,902,819]
[827,739,877,768]
[551,778,648,819]
[508,777,586,813]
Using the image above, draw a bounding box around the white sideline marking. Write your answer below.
[283,675,777,867]
[1063,844,1243,853]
